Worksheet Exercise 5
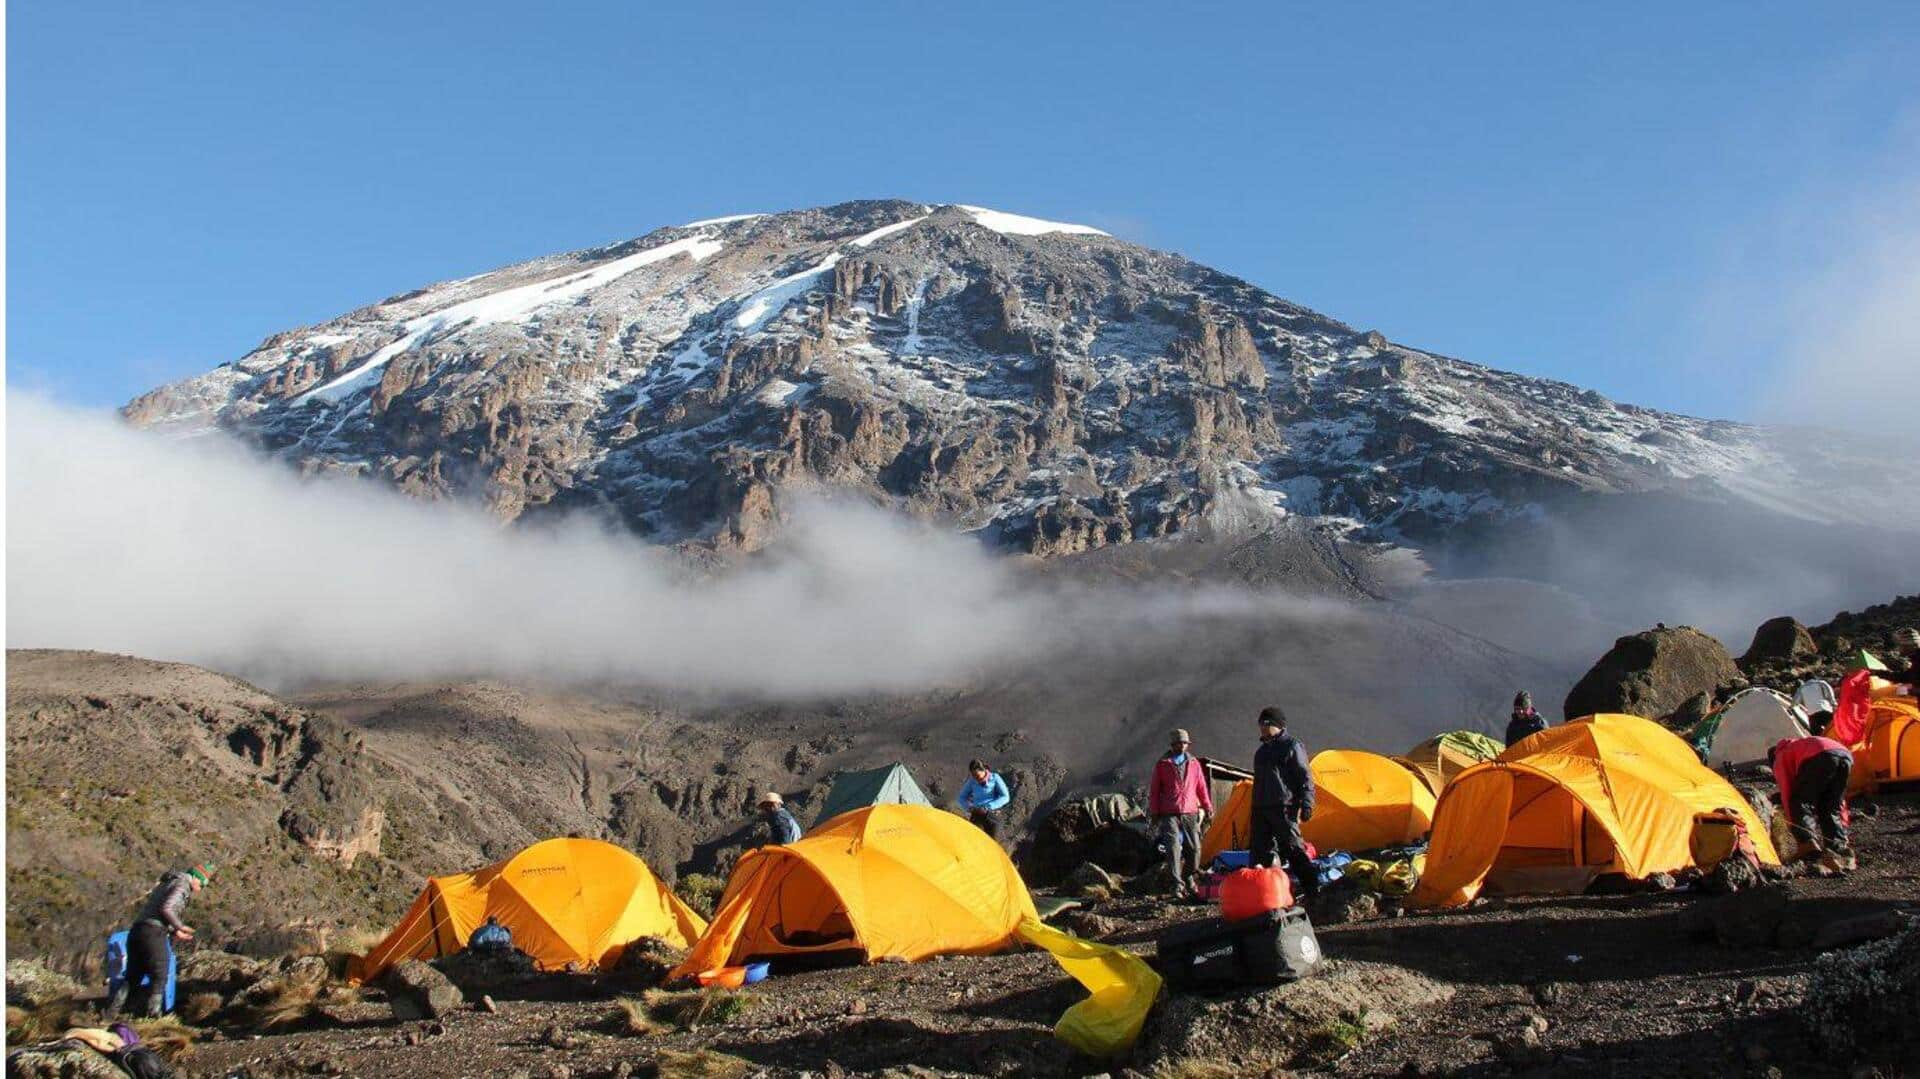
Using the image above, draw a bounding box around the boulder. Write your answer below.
[177,950,268,1000]
[1062,861,1119,897]
[602,938,685,991]
[5,959,82,1009]
[1741,617,1817,667]
[433,947,541,993]
[1057,910,1122,940]
[381,959,464,1021]
[1802,921,1920,1068]
[1308,877,1379,925]
[1563,626,1741,721]
[1022,796,1153,886]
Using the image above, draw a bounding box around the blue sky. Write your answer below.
[9,3,1919,418]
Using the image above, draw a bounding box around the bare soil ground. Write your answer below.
[177,793,1920,1078]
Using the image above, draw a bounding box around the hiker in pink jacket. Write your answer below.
[1149,728,1215,898]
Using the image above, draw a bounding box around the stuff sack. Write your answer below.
[1219,866,1292,922]
[1157,907,1321,990]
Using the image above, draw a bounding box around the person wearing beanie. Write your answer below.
[1249,706,1318,900]
[118,864,208,1017]
[1505,691,1549,748]
[1148,727,1214,898]
[756,792,801,846]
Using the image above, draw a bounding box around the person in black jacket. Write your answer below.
[1248,706,1318,900]
[1504,691,1548,748]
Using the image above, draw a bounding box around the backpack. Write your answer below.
[1690,809,1759,872]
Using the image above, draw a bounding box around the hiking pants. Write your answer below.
[969,808,1001,839]
[122,921,170,1018]
[1790,750,1852,853]
[1249,803,1318,899]
[1156,812,1203,892]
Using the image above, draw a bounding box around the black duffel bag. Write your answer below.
[1157,906,1322,990]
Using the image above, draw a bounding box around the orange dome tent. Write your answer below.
[350,838,706,983]
[668,804,1037,981]
[1411,714,1780,909]
[1198,749,1436,863]
[1847,696,1920,794]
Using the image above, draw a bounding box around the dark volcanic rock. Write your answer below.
[381,959,464,1020]
[1563,626,1742,721]
[1741,616,1817,668]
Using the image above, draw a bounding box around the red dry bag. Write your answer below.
[1220,866,1293,922]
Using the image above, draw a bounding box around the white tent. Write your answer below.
[1795,679,1837,718]
[1708,688,1812,766]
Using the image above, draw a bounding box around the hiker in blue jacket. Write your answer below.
[957,758,1011,838]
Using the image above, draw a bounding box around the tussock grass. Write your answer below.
[5,1000,77,1046]
[176,992,225,1025]
[608,996,666,1037]
[130,1015,199,1058]
[638,987,757,1030]
[646,1048,752,1078]
[1149,1060,1241,1079]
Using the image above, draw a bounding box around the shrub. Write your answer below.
[674,874,726,919]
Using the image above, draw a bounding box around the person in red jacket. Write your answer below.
[1769,735,1855,872]
[1148,728,1215,898]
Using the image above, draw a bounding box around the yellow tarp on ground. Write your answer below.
[1411,714,1781,910]
[1395,730,1504,795]
[1017,918,1161,1057]
[1849,697,1920,793]
[350,837,706,983]
[667,804,1038,982]
[1199,749,1436,863]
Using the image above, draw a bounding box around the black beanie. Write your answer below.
[1258,706,1286,728]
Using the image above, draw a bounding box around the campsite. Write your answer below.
[7,598,1920,1077]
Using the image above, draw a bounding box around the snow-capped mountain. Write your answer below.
[125,199,1812,553]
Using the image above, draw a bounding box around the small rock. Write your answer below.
[847,998,868,1016]
[478,993,498,1013]
[1526,1013,1550,1035]
[1531,982,1563,1005]
[539,1023,582,1050]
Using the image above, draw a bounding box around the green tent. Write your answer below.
[813,763,932,827]
[1862,650,1889,672]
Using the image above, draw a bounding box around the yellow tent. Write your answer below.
[1198,779,1254,865]
[351,838,706,983]
[1411,714,1781,909]
[1198,749,1436,863]
[1302,749,1437,853]
[1395,730,1504,795]
[1849,697,1920,794]
[668,804,1038,981]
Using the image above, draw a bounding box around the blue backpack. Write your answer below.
[105,930,177,1012]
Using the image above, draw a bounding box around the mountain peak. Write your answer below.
[125,198,1782,554]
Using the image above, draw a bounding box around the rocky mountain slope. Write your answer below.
[125,200,1836,556]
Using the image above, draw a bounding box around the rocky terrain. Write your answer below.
[120,201,1914,562]
[10,590,1920,1076]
